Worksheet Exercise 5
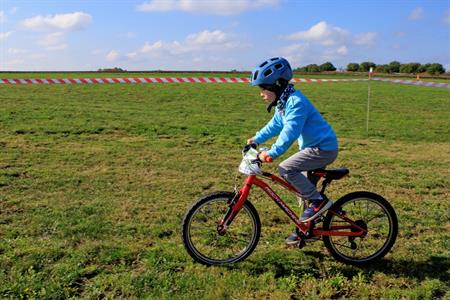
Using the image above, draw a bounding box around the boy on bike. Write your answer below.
[247,57,339,245]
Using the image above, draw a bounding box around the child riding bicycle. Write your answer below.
[247,57,339,245]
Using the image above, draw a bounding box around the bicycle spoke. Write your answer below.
[330,239,353,250]
[323,194,397,265]
[183,195,260,265]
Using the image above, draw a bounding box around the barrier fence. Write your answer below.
[0,77,449,88]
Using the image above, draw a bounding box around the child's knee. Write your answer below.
[278,161,294,178]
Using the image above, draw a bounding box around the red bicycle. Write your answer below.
[182,146,398,266]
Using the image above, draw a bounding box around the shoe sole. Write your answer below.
[285,236,320,246]
[285,239,300,246]
[300,201,332,223]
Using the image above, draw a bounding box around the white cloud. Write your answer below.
[0,10,6,23]
[354,32,377,47]
[279,21,378,67]
[134,30,241,57]
[123,29,248,70]
[136,0,280,16]
[443,11,450,25]
[186,30,228,45]
[106,50,120,62]
[336,46,349,55]
[140,40,164,53]
[0,31,12,41]
[21,11,92,30]
[409,7,424,20]
[286,21,349,46]
[38,32,67,50]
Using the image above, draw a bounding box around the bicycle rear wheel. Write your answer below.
[182,191,261,265]
[323,191,398,266]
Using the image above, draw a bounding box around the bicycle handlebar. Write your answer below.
[242,143,273,163]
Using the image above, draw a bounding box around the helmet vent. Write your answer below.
[253,71,259,80]
[270,57,279,61]
[275,63,283,70]
[259,61,268,68]
[263,69,273,77]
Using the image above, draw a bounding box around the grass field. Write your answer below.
[1,75,449,299]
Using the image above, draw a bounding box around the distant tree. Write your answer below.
[359,61,376,72]
[98,67,126,72]
[399,64,411,74]
[399,63,421,74]
[306,64,320,72]
[319,62,336,71]
[417,63,431,73]
[387,61,401,73]
[295,66,309,72]
[426,63,445,75]
[346,63,359,72]
[375,64,388,73]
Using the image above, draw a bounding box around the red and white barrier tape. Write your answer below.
[371,78,450,88]
[0,77,448,88]
[0,77,366,85]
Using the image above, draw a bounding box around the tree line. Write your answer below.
[295,61,447,75]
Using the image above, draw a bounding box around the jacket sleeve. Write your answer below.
[267,97,308,159]
[253,111,283,145]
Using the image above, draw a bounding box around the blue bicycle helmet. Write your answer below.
[251,57,293,86]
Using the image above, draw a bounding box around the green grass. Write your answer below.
[1,76,449,299]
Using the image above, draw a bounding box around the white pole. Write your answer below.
[366,67,373,133]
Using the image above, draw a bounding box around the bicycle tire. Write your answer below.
[323,191,398,266]
[182,191,261,265]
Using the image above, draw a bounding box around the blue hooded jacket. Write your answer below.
[253,89,338,159]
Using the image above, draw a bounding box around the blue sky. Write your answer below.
[1,0,449,71]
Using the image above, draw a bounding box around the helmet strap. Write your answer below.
[266,99,278,113]
[264,79,289,113]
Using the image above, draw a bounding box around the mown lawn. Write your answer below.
[0,76,449,299]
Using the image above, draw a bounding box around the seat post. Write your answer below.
[319,178,332,194]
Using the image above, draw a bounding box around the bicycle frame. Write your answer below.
[218,172,367,238]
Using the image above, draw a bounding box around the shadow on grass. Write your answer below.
[296,250,449,282]
[223,248,449,283]
[337,255,450,282]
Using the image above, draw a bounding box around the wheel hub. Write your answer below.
[351,220,368,237]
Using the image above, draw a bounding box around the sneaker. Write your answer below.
[300,199,332,222]
[285,232,301,245]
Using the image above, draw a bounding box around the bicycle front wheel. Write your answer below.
[182,191,261,265]
[323,191,398,266]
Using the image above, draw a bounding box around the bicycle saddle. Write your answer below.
[308,168,349,180]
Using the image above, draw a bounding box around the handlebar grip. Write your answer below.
[259,151,273,163]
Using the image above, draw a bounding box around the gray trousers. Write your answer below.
[278,147,338,200]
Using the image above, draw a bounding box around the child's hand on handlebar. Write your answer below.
[258,151,273,163]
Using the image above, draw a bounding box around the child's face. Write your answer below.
[259,88,276,103]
